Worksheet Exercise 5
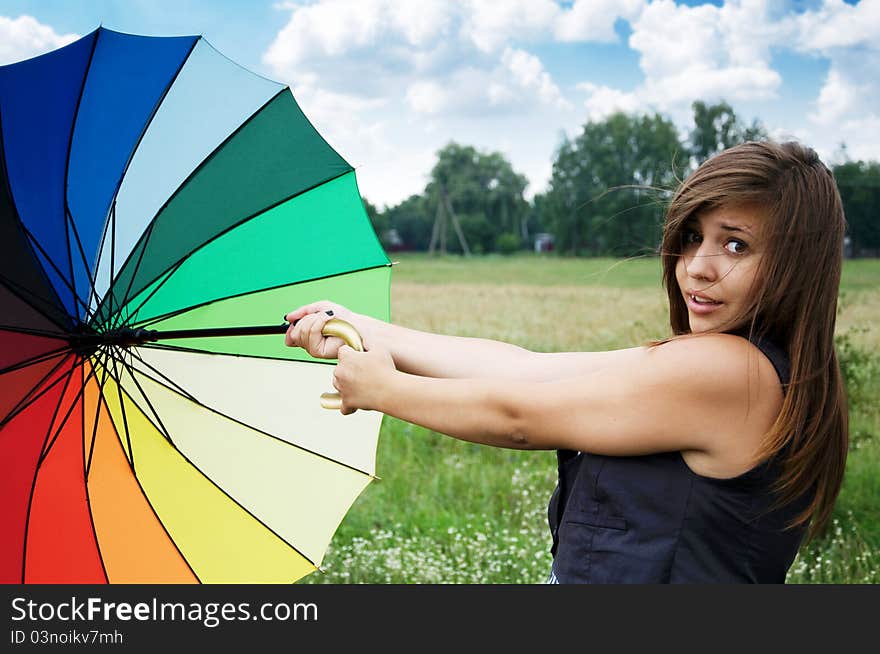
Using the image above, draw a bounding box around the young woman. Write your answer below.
[284,140,849,583]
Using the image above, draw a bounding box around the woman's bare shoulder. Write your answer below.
[646,333,785,477]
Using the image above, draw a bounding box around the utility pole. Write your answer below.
[428,185,471,256]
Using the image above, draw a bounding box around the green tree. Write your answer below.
[540,111,687,256]
[834,160,880,256]
[382,194,432,251]
[689,100,767,165]
[425,142,531,254]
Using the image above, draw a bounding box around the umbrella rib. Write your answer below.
[89,37,201,332]
[76,358,110,584]
[106,347,136,469]
[118,348,176,445]
[65,205,101,323]
[128,262,392,330]
[0,353,74,428]
[18,224,94,319]
[111,253,179,332]
[111,167,356,329]
[126,353,376,479]
[96,87,288,327]
[0,108,70,330]
[110,366,323,570]
[61,30,100,324]
[36,356,96,468]
[84,347,112,478]
[19,360,79,582]
[84,199,114,320]
[0,323,68,339]
[126,346,200,403]
[105,169,358,330]
[0,275,68,333]
[87,347,203,583]
[63,205,81,322]
[109,199,117,325]
[0,345,73,377]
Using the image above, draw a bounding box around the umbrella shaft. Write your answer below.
[67,323,290,351]
[151,324,290,340]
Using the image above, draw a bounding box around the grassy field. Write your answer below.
[303,253,879,584]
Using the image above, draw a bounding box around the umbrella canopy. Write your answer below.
[0,27,391,583]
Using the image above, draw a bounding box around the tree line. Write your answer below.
[364,101,880,257]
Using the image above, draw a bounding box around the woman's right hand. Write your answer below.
[284,301,365,360]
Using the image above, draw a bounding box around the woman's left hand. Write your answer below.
[332,344,397,415]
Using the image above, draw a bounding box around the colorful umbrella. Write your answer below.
[0,27,391,583]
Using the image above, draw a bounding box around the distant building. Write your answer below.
[534,232,554,253]
[383,228,406,252]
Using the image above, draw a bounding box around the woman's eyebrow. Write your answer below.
[720,223,753,235]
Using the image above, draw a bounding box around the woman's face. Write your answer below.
[674,204,764,334]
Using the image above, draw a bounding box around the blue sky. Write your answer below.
[1,1,877,208]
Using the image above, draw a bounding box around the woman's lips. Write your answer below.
[685,292,723,315]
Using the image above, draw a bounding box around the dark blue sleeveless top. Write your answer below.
[547,335,810,583]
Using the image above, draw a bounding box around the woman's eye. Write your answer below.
[724,239,748,254]
[682,230,701,245]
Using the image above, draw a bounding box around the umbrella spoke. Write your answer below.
[37,357,95,467]
[19,359,78,582]
[100,363,321,572]
[125,346,199,403]
[116,351,176,445]
[0,275,69,332]
[84,354,202,582]
[98,89,289,327]
[105,348,136,468]
[111,255,180,332]
[128,262,391,331]
[126,352,376,479]
[0,345,72,377]
[84,349,110,478]
[65,206,101,324]
[18,223,93,320]
[0,353,74,428]
[0,323,68,339]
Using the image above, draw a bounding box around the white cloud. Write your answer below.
[577,82,639,121]
[0,14,78,65]
[626,0,787,109]
[262,0,583,208]
[555,0,643,43]
[461,0,559,52]
[794,0,880,51]
[263,0,455,73]
[260,0,880,206]
[501,47,571,109]
[794,1,880,160]
[406,80,449,114]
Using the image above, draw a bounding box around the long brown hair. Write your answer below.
[659,140,849,541]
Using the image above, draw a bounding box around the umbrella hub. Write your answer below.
[67,325,158,354]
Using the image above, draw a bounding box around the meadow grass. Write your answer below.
[304,254,879,584]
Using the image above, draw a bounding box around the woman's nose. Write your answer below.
[684,242,719,281]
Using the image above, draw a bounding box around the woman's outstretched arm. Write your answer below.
[285,301,618,382]
[330,333,781,474]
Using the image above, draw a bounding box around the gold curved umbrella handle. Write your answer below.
[319,318,364,410]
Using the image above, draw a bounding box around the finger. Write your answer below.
[289,313,311,348]
[284,323,297,347]
[285,301,334,324]
[307,312,333,352]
